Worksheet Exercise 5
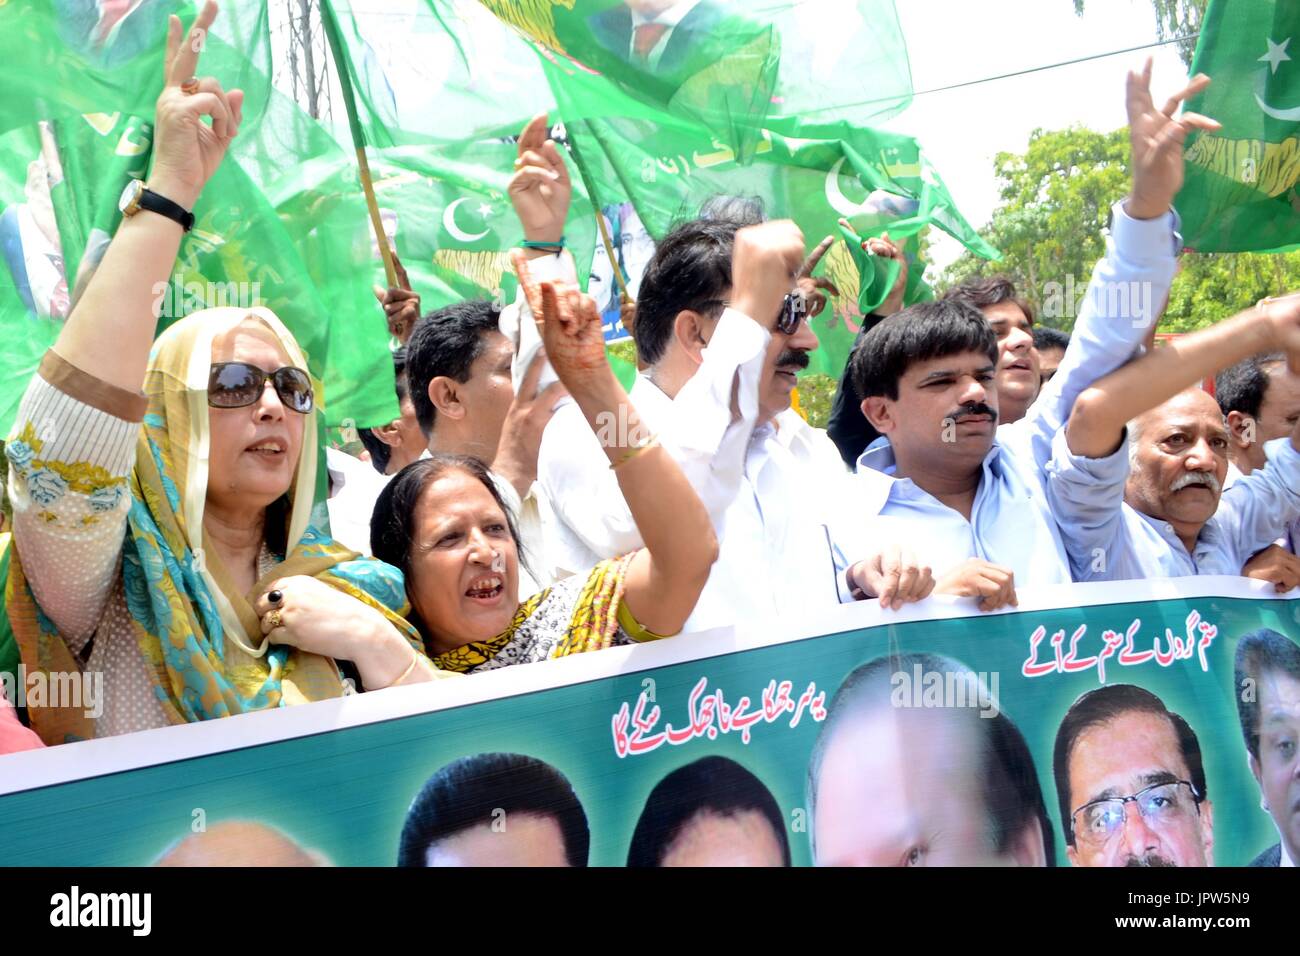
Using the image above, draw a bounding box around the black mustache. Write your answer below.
[775,349,810,371]
[945,402,999,424]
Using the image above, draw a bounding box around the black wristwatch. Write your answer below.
[118,180,195,232]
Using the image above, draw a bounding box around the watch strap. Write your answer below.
[138,187,195,232]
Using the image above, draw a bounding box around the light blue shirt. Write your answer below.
[832,201,1180,594]
[1046,429,1300,580]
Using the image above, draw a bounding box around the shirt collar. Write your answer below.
[856,436,1007,478]
[1133,508,1225,559]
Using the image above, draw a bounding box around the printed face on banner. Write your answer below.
[1064,710,1214,868]
[1249,667,1300,864]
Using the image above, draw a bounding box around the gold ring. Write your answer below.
[181,76,201,95]
[265,608,283,631]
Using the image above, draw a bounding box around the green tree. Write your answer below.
[1071,0,1208,67]
[938,122,1300,335]
[938,126,1129,331]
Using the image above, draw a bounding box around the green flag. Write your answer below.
[475,0,913,149]
[565,102,998,378]
[1180,0,1300,253]
[0,1,402,432]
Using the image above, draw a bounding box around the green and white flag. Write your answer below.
[1180,0,1300,253]
[0,1,401,431]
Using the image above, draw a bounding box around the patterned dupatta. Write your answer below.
[7,308,425,743]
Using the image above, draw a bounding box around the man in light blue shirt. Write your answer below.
[832,62,1209,609]
[1047,290,1300,581]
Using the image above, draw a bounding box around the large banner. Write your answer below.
[1,577,1297,868]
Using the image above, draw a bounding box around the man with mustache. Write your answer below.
[1045,289,1300,581]
[1055,684,1213,868]
[834,63,1209,610]
[510,119,933,631]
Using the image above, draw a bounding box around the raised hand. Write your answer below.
[372,251,420,342]
[149,1,244,210]
[795,235,841,319]
[508,113,572,247]
[1125,58,1220,220]
[732,219,806,330]
[490,353,568,499]
[1258,291,1300,374]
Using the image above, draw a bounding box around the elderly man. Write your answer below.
[830,61,1209,611]
[1054,685,1213,867]
[1046,293,1300,581]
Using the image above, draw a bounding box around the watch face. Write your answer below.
[118,180,143,216]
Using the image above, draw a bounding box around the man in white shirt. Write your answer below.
[1217,352,1300,556]
[833,61,1208,609]
[506,115,930,631]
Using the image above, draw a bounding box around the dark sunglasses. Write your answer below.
[699,291,807,336]
[208,362,314,413]
[777,291,808,336]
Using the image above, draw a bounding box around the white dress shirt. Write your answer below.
[834,202,1180,589]
[536,308,780,632]
[325,447,392,555]
[1222,457,1300,554]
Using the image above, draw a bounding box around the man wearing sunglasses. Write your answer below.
[509,112,935,629]
[1054,684,1214,867]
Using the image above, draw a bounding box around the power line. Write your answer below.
[907,33,1201,100]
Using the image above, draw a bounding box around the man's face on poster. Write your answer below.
[1065,711,1214,867]
[814,706,1018,866]
[1249,668,1300,863]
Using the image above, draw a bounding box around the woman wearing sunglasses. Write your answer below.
[370,254,719,673]
[3,3,449,745]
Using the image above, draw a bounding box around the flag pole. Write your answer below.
[318,0,398,289]
[564,128,632,305]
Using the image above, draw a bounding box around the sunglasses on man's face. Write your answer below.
[776,291,809,336]
[208,362,314,413]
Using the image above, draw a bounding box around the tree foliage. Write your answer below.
[937,123,1300,335]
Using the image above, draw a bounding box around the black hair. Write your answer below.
[369,454,526,636]
[1053,684,1207,847]
[634,218,738,366]
[1215,352,1286,420]
[404,301,502,439]
[1234,627,1300,762]
[358,347,409,474]
[850,300,998,400]
[943,275,1036,326]
[396,752,590,867]
[698,194,767,227]
[1032,326,1070,353]
[626,756,791,867]
[808,653,1055,866]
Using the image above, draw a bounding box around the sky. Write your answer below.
[883,0,1187,271]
